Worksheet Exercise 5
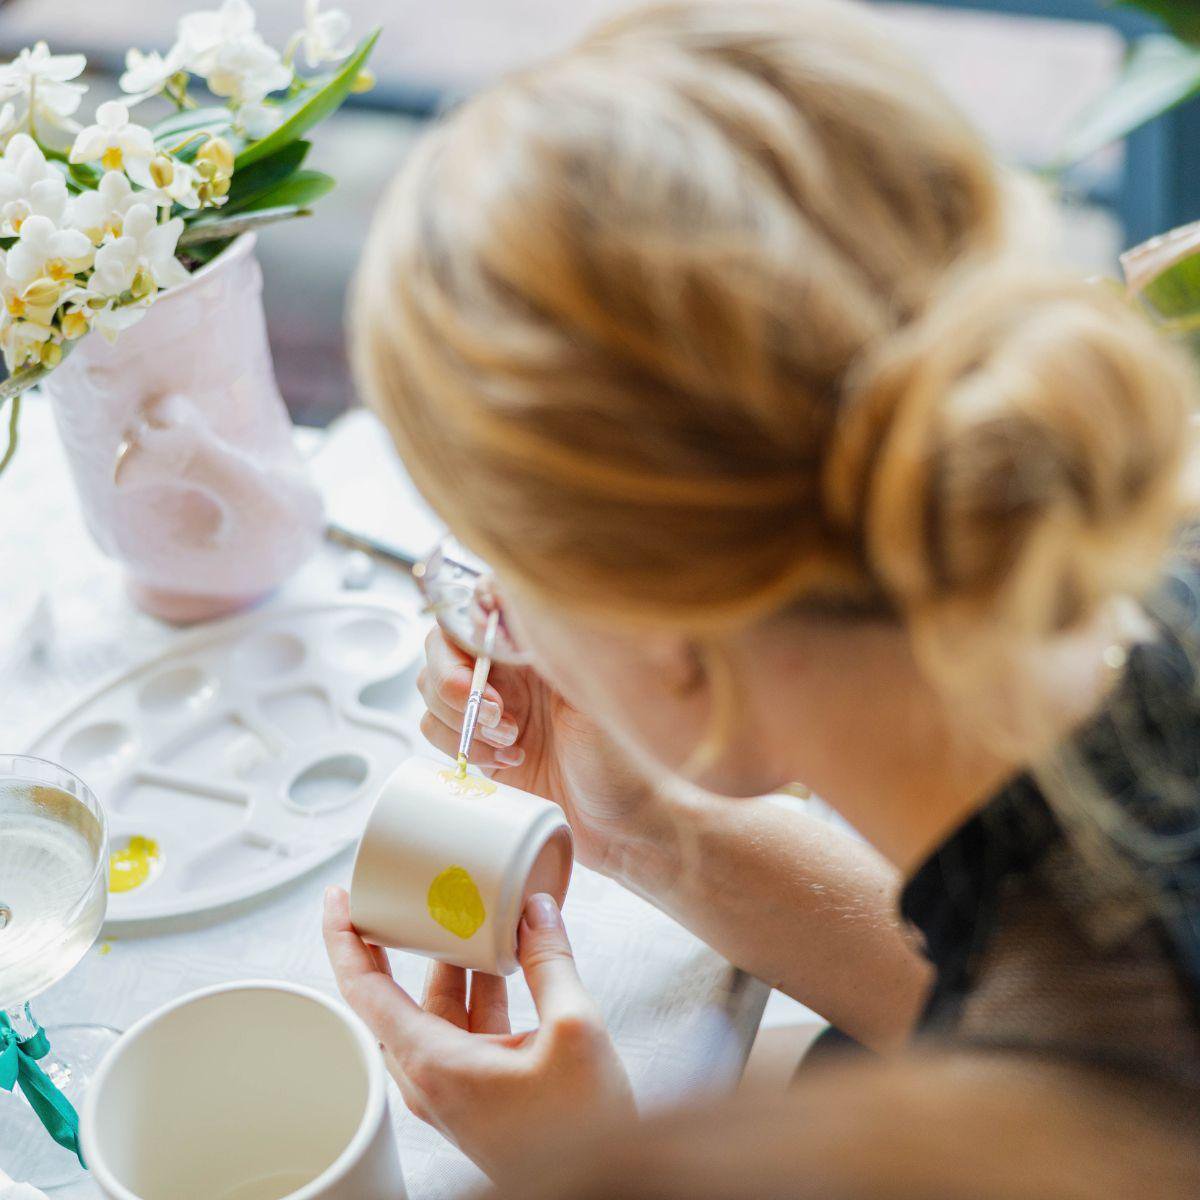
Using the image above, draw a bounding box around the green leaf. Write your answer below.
[224,140,311,213]
[1137,247,1200,321]
[1058,35,1200,165]
[177,205,312,246]
[229,170,334,214]
[68,161,102,191]
[153,106,234,146]
[235,28,380,170]
[1117,2,1200,44]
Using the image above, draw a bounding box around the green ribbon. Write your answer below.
[0,1010,85,1167]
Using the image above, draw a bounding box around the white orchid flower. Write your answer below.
[0,134,69,235]
[172,0,289,106]
[126,205,191,289]
[59,200,190,343]
[235,99,282,139]
[176,0,258,63]
[119,47,185,106]
[0,42,87,144]
[0,175,67,237]
[70,100,156,176]
[66,170,142,242]
[128,154,204,210]
[88,235,141,297]
[90,301,148,342]
[204,35,291,104]
[296,0,353,67]
[0,312,53,370]
[0,250,56,367]
[5,213,93,288]
[0,248,31,320]
[91,204,190,297]
[0,103,17,149]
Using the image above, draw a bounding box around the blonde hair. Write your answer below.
[354,0,1195,710]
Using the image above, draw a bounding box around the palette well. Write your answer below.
[27,600,424,928]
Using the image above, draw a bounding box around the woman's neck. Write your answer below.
[749,621,1018,874]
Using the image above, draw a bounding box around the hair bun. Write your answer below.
[826,265,1196,660]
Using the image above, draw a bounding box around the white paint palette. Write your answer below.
[28,600,425,928]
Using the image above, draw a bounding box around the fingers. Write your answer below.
[468,972,511,1035]
[323,886,421,1039]
[422,961,469,1029]
[367,941,394,979]
[417,675,519,749]
[419,712,526,770]
[518,894,594,1026]
[423,627,504,713]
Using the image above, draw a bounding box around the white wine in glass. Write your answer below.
[0,755,117,1190]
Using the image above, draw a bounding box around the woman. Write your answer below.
[323,1,1200,1193]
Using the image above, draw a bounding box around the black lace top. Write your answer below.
[900,547,1200,1091]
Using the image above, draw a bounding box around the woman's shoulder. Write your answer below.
[492,1051,1200,1200]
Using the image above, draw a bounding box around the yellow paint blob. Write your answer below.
[427,866,486,940]
[437,769,497,799]
[97,941,113,956]
[108,836,160,894]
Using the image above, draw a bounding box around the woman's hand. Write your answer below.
[417,627,659,874]
[323,886,635,1182]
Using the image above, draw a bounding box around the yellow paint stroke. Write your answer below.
[108,835,160,894]
[427,866,486,939]
[437,769,497,799]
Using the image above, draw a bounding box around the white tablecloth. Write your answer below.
[0,398,768,1198]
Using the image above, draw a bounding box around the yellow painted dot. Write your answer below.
[436,769,497,799]
[108,836,160,894]
[427,866,486,940]
[97,941,113,956]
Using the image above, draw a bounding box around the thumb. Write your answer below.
[518,893,591,1024]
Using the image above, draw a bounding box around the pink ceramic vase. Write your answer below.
[42,234,324,623]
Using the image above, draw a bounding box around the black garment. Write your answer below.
[900,547,1200,1089]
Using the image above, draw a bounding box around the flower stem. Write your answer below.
[0,392,24,478]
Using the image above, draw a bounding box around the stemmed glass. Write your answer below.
[0,755,117,1190]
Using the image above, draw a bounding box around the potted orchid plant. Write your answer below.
[0,0,378,471]
[0,0,379,621]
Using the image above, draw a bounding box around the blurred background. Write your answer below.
[0,0,1192,427]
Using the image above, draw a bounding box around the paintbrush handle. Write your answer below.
[456,611,500,769]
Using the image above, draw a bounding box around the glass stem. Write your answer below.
[4,1003,74,1091]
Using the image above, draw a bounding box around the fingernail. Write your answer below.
[494,745,525,767]
[483,719,518,747]
[526,893,559,929]
[480,700,502,727]
[323,886,337,907]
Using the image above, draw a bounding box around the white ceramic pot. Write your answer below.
[41,234,324,624]
[351,756,573,975]
[80,981,406,1200]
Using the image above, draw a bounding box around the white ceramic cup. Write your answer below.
[80,981,406,1200]
[350,755,573,975]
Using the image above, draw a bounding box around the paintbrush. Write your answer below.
[455,609,501,779]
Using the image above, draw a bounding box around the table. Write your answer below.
[0,398,768,1198]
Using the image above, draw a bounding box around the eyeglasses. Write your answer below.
[411,535,529,664]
